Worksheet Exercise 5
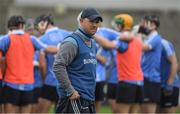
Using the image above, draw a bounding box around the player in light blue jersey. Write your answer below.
[157,39,179,113]
[96,27,119,113]
[140,15,163,113]
[25,19,46,113]
[34,14,71,113]
[95,44,109,113]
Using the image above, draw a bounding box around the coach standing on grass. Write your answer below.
[53,8,103,113]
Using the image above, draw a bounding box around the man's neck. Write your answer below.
[77,28,92,47]
[79,28,92,40]
[46,24,54,30]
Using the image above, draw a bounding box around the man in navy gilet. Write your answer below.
[53,8,103,113]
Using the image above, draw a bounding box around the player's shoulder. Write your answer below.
[63,36,77,46]
[1,34,9,38]
[58,28,70,32]
[161,39,170,46]
[155,33,162,40]
[30,35,38,39]
[39,33,47,41]
[58,29,72,36]
[161,38,175,51]
[0,34,10,41]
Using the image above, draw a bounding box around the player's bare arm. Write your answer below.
[94,35,116,49]
[167,54,178,85]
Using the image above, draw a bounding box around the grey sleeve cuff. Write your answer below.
[53,41,78,95]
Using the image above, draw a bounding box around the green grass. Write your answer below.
[48,105,55,113]
[176,108,180,113]
[49,105,180,113]
[100,105,112,113]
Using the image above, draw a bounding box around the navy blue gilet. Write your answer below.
[58,32,97,101]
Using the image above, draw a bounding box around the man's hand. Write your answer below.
[69,90,80,100]
[119,32,134,41]
[163,84,173,96]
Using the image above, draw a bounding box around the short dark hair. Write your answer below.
[142,15,150,21]
[8,15,25,30]
[148,15,160,28]
[34,14,54,27]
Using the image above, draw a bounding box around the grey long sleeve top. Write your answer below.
[53,38,78,96]
[53,28,93,96]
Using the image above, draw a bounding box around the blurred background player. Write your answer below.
[95,27,120,113]
[31,51,46,113]
[0,32,8,113]
[132,15,150,40]
[25,18,46,113]
[140,15,163,113]
[95,44,108,113]
[25,19,38,36]
[0,15,58,113]
[34,14,71,113]
[111,14,144,113]
[94,17,134,113]
[96,14,143,113]
[157,38,179,113]
[0,51,4,113]
[95,14,152,113]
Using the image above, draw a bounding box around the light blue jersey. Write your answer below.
[97,27,119,41]
[96,45,109,82]
[141,31,162,83]
[106,49,118,84]
[33,51,43,88]
[0,35,4,38]
[96,27,119,83]
[161,39,180,88]
[40,27,71,86]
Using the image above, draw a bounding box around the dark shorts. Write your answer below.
[0,80,3,104]
[160,87,179,108]
[3,85,34,106]
[40,84,58,102]
[116,81,144,103]
[32,87,42,104]
[143,78,161,103]
[95,81,105,101]
[106,83,117,99]
[56,97,95,113]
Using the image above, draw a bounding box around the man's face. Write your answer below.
[140,18,147,26]
[144,20,156,32]
[37,20,48,35]
[111,18,124,32]
[114,24,123,32]
[80,18,101,36]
